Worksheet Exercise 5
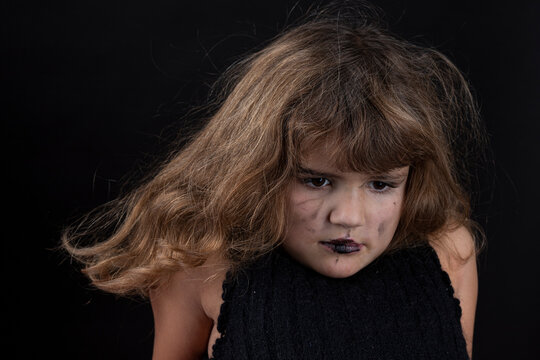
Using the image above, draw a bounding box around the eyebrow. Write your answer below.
[374,173,409,183]
[297,166,338,178]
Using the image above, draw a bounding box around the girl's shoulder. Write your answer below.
[430,225,477,358]
[430,225,476,272]
[149,255,228,359]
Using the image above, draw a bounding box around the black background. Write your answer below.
[4,0,539,359]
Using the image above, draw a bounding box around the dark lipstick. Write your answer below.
[320,239,362,254]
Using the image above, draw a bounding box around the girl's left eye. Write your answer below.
[304,177,331,188]
[369,181,391,191]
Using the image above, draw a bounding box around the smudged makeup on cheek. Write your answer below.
[288,184,326,233]
[378,222,385,235]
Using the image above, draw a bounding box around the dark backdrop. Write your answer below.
[4,0,539,359]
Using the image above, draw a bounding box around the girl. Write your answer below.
[63,4,486,359]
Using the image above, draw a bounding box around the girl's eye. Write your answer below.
[304,177,331,188]
[370,181,391,192]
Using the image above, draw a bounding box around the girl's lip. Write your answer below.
[320,239,363,254]
[325,238,358,245]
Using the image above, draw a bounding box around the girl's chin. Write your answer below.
[314,258,366,279]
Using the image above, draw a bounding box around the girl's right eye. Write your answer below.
[303,177,331,188]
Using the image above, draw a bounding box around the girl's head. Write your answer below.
[64,8,484,294]
[195,14,477,260]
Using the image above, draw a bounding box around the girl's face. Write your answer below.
[282,147,409,278]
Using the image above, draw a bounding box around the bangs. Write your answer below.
[286,70,437,174]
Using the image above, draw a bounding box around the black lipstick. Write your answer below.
[320,239,361,254]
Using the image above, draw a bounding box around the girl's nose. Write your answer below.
[328,189,366,229]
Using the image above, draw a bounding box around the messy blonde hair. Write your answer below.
[63,7,486,296]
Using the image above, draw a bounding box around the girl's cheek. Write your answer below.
[375,200,402,231]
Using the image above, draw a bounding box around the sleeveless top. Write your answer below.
[209,245,469,360]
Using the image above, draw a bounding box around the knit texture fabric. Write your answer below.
[210,245,469,360]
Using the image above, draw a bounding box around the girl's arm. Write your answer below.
[432,226,478,359]
[150,267,214,360]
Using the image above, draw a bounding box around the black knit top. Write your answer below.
[210,245,469,359]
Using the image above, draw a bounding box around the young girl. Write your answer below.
[64,5,485,360]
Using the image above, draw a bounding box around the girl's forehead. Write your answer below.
[298,142,342,166]
[293,121,416,174]
[298,143,410,177]
[298,140,345,166]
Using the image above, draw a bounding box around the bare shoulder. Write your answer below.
[430,225,478,358]
[431,225,476,270]
[149,255,228,360]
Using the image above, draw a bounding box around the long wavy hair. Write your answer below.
[62,6,486,296]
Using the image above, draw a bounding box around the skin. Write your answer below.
[282,151,409,278]
[432,226,478,358]
[150,256,226,360]
[149,149,478,359]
